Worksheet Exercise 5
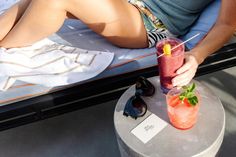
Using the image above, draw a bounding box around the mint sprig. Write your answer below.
[179,83,198,106]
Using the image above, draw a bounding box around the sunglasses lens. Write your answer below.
[136,76,155,96]
[123,95,147,119]
[123,76,154,119]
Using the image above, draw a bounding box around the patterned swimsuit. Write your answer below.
[128,0,175,47]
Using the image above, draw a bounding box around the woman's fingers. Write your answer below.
[172,53,199,86]
[176,59,191,75]
[173,68,196,86]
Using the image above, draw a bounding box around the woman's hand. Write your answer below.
[172,52,200,87]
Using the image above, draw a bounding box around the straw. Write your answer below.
[109,33,200,69]
[157,33,200,59]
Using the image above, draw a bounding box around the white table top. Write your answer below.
[114,76,225,157]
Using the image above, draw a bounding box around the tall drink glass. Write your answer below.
[156,38,185,94]
[166,87,200,130]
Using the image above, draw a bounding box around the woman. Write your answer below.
[0,0,234,86]
[173,0,236,87]
[0,0,213,49]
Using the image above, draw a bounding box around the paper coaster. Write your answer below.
[131,113,168,144]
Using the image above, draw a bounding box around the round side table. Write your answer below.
[114,76,225,157]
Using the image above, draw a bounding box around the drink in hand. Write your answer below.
[156,38,185,94]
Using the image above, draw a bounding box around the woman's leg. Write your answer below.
[0,0,32,41]
[0,0,148,48]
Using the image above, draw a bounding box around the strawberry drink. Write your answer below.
[156,38,185,94]
[166,83,200,130]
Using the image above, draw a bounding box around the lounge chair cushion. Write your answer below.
[0,0,227,104]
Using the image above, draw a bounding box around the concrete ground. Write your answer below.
[0,67,235,157]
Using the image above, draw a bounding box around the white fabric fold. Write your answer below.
[0,39,114,91]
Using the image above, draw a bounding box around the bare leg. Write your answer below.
[0,0,148,48]
[0,0,32,41]
[0,0,67,48]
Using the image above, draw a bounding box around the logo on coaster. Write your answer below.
[131,113,168,144]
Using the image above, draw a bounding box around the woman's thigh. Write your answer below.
[65,0,148,48]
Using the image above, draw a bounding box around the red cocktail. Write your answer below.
[166,85,200,130]
[156,38,185,94]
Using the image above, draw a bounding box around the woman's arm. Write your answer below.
[172,0,236,87]
[190,0,236,64]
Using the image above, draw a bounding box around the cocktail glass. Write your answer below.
[166,87,200,130]
[156,38,185,94]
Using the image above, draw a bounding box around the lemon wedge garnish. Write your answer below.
[163,44,171,56]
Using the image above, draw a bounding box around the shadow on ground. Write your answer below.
[197,69,236,157]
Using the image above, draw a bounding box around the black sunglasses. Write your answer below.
[123,76,155,119]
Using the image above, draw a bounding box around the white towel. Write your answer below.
[0,39,114,91]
